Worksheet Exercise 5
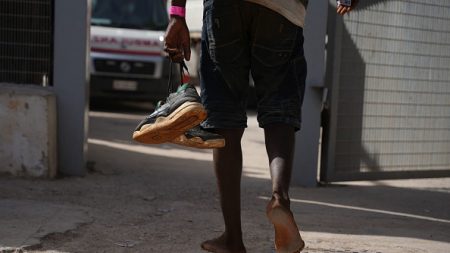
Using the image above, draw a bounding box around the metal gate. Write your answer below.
[321,0,450,181]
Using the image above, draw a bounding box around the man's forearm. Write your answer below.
[171,0,187,7]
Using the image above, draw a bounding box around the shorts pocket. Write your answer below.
[205,4,244,64]
[252,9,298,67]
[252,46,294,67]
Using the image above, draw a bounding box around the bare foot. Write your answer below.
[201,233,246,253]
[266,195,305,253]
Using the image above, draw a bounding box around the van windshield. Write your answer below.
[91,0,168,30]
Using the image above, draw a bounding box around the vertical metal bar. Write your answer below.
[291,0,329,187]
[321,0,345,182]
[53,0,90,176]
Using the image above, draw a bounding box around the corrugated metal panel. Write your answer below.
[0,0,53,85]
[325,0,450,180]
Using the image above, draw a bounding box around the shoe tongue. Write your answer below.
[177,83,190,92]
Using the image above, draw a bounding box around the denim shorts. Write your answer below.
[200,0,307,130]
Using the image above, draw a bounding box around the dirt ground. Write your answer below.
[1,106,449,253]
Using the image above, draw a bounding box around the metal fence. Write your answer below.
[322,0,450,181]
[0,0,53,86]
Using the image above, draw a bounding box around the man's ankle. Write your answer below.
[272,191,291,209]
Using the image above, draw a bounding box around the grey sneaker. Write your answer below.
[133,83,207,144]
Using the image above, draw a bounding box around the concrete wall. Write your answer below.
[0,83,57,178]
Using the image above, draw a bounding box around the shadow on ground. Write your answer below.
[87,110,449,250]
[0,106,449,253]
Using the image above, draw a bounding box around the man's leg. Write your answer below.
[201,128,247,253]
[264,124,305,253]
[265,124,295,204]
[248,5,306,251]
[199,1,252,251]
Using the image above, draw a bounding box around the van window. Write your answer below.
[92,0,168,31]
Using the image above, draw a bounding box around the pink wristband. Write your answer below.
[169,6,186,18]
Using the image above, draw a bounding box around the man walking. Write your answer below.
[164,0,359,252]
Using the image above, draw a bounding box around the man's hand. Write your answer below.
[164,16,191,62]
[337,0,359,15]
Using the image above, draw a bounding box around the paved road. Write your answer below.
[1,106,449,253]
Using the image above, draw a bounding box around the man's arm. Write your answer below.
[165,0,191,62]
[337,0,359,15]
[172,0,187,7]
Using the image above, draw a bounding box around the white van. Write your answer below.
[90,0,172,101]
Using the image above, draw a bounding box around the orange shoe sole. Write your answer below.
[171,135,225,149]
[133,102,207,144]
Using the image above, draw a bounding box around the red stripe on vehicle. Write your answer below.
[91,47,161,56]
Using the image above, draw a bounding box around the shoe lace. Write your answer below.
[144,61,190,119]
[167,60,190,95]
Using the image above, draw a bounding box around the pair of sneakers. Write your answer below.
[132,83,225,149]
